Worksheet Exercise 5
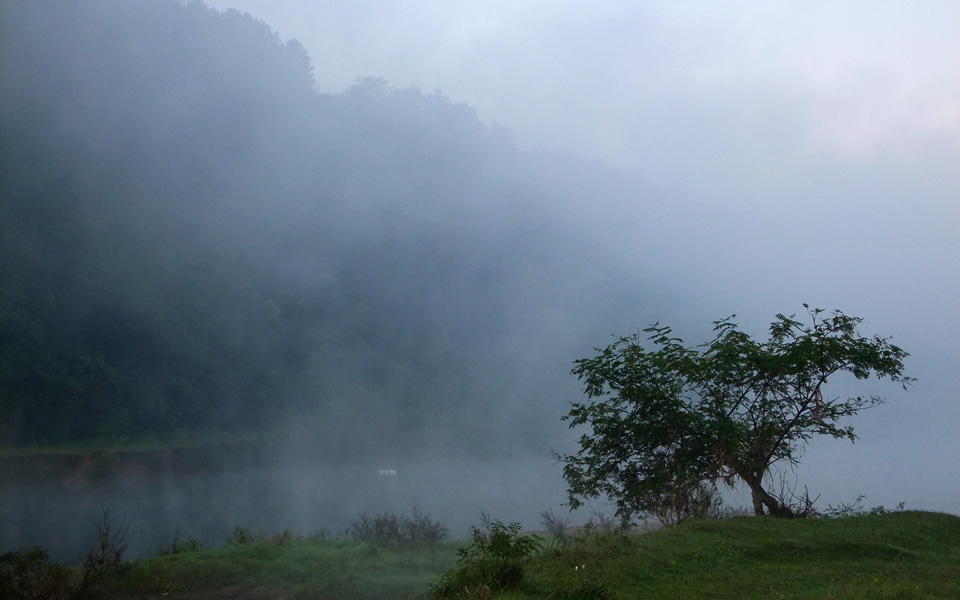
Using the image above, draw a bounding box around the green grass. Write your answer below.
[32,511,960,599]
[506,511,960,600]
[105,536,460,599]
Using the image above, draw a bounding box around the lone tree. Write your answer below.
[558,306,912,520]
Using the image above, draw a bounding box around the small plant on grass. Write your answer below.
[0,508,130,599]
[429,518,543,599]
[167,530,203,554]
[225,526,304,546]
[478,510,493,533]
[0,546,72,600]
[539,509,571,545]
[820,495,906,519]
[820,494,867,518]
[76,507,130,599]
[550,564,615,600]
[226,526,265,546]
[583,508,620,535]
[403,508,450,543]
[350,513,401,543]
[710,503,753,520]
[868,501,906,515]
[265,529,297,545]
[768,469,821,518]
[348,509,449,544]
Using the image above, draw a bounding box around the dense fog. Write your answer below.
[0,0,672,451]
[1,0,957,558]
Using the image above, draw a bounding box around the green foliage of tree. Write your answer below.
[558,306,913,521]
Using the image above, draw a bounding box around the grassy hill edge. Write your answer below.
[511,510,960,599]
[13,510,951,599]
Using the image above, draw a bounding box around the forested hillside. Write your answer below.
[0,0,661,450]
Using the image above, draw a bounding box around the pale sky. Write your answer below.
[204,1,959,182]
[202,0,960,513]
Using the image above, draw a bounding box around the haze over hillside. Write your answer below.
[0,0,679,456]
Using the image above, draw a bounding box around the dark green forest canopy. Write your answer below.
[0,1,660,449]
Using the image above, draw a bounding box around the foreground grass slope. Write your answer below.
[513,511,960,600]
[77,511,960,599]
[106,536,458,599]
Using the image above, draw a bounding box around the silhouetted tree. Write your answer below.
[558,306,913,520]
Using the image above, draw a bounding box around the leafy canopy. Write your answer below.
[558,306,913,520]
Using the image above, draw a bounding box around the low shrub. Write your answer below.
[265,529,296,545]
[0,546,73,600]
[582,508,621,535]
[225,526,307,546]
[167,530,203,554]
[348,508,449,544]
[226,526,265,546]
[549,566,615,600]
[429,518,543,599]
[821,495,906,519]
[539,509,571,545]
[76,507,131,598]
[1,509,130,599]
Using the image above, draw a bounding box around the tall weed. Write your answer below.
[429,518,543,599]
[348,509,449,544]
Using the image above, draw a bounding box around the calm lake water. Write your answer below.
[1,448,571,560]
[7,445,952,562]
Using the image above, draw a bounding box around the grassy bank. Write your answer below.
[106,535,459,599]
[511,510,960,600]
[6,511,958,599]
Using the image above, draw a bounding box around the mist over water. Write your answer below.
[0,3,653,557]
[1,452,569,561]
[2,0,958,561]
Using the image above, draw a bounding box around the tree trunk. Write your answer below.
[742,470,792,518]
